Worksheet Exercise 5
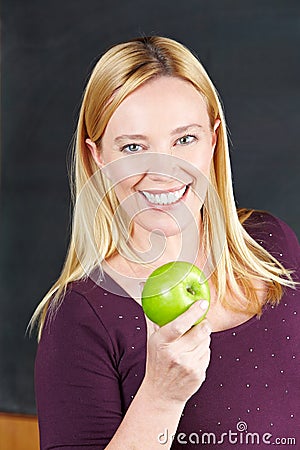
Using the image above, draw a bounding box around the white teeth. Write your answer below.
[160,193,168,204]
[142,186,187,205]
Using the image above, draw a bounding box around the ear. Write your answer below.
[211,118,221,151]
[85,138,104,168]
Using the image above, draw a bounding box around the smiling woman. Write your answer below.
[30,36,299,449]
[86,76,219,241]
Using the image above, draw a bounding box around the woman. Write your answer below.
[32,36,299,449]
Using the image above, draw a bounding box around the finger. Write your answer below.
[145,316,160,339]
[193,318,212,335]
[171,335,211,378]
[175,320,211,359]
[182,335,211,362]
[179,318,212,347]
[159,300,209,343]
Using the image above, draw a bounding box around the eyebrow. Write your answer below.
[113,124,203,144]
[114,134,148,145]
[170,124,203,136]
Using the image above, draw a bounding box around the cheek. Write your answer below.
[112,177,145,225]
[186,146,213,206]
[113,176,141,200]
[187,145,214,176]
[113,181,131,201]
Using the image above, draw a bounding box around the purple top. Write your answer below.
[35,212,300,449]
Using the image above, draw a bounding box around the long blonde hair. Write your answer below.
[30,36,296,340]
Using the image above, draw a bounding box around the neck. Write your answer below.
[128,217,204,270]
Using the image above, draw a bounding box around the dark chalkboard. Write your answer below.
[1,0,299,414]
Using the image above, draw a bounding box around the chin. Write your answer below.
[134,211,194,237]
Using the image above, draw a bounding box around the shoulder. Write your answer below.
[40,275,147,361]
[39,284,114,361]
[239,208,300,270]
[67,275,145,329]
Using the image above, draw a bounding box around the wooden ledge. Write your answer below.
[0,413,39,450]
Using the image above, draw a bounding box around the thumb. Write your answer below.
[159,300,209,342]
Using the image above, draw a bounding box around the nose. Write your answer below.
[143,153,191,187]
[102,153,193,188]
[145,172,176,184]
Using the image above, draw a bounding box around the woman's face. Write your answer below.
[87,76,219,238]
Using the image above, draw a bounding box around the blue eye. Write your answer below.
[121,143,142,153]
[176,135,197,145]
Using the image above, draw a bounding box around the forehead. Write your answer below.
[105,76,210,134]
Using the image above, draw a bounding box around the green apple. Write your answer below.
[141,261,210,327]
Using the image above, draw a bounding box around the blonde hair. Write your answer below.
[30,36,296,340]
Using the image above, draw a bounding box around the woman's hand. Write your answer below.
[142,300,211,407]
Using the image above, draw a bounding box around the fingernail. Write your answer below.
[199,300,209,310]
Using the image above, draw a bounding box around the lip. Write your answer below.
[139,185,187,195]
[138,184,190,208]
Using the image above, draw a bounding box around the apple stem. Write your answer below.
[186,287,195,295]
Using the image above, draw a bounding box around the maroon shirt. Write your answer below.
[35,212,300,449]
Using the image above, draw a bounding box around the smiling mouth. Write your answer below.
[140,185,189,205]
